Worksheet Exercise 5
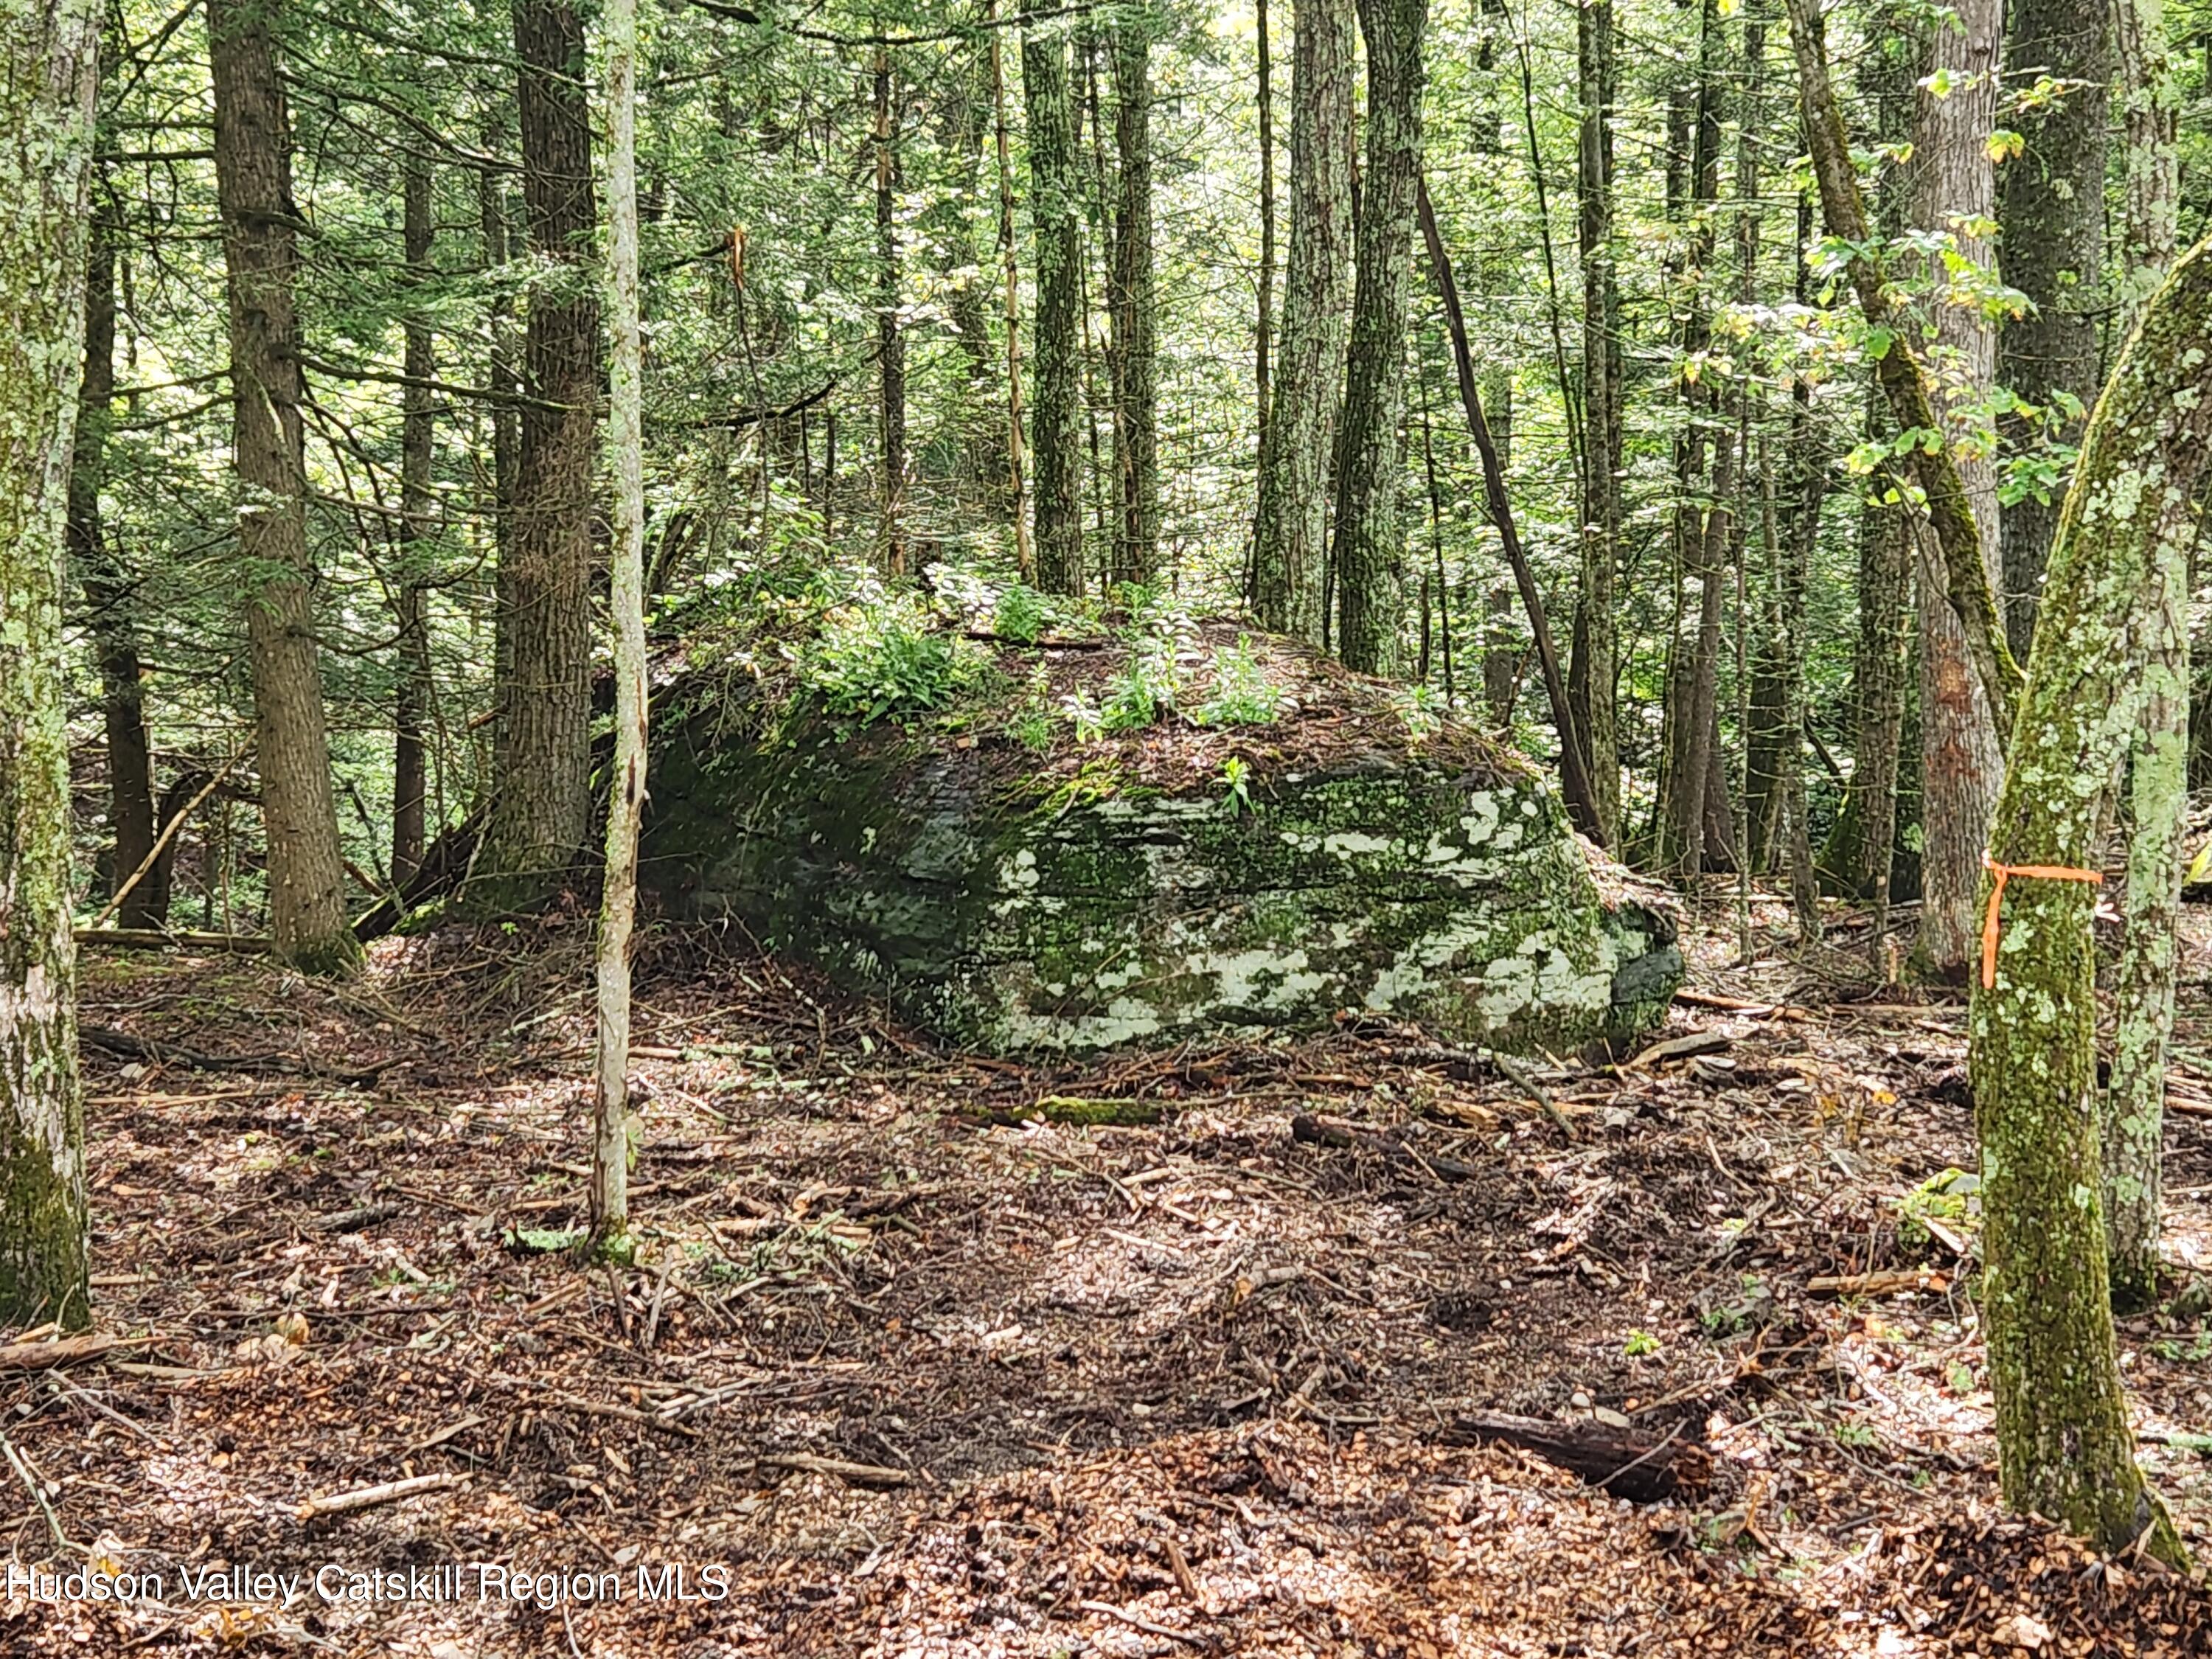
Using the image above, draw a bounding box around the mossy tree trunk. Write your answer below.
[1024,25,1085,596]
[1969,237,2212,1568]
[2106,577,2185,1310]
[209,0,361,973]
[1329,0,1426,677]
[1251,0,1353,642]
[0,0,100,1330]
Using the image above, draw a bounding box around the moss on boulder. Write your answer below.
[643,617,1680,1057]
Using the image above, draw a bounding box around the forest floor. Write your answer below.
[10,894,2212,1657]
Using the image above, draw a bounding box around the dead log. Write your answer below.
[1442,1411,1712,1503]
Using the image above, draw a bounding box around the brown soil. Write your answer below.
[8,888,2212,1656]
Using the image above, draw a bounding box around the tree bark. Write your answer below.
[1995,0,2107,655]
[0,0,100,1328]
[492,0,598,898]
[990,7,1034,582]
[70,206,159,928]
[874,44,906,574]
[1254,0,1275,464]
[1969,235,2212,1571]
[2102,0,2187,1315]
[1025,25,1085,595]
[1908,0,2006,983]
[1785,0,2023,738]
[1108,13,1158,585]
[209,0,360,973]
[393,158,435,887]
[1251,0,1353,640]
[594,0,645,1251]
[1571,0,1619,843]
[2112,0,2180,328]
[1329,0,1425,676]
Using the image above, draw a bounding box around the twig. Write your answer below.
[299,1471,463,1519]
[1491,1051,1573,1140]
[1079,1599,1211,1649]
[758,1451,912,1487]
[91,748,248,929]
[0,1430,68,1548]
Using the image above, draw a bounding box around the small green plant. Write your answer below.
[1099,647,1179,731]
[1198,636,1284,726]
[803,585,979,725]
[1006,666,1057,751]
[1834,1420,1878,1450]
[1391,683,1446,739]
[1624,1329,1661,1357]
[994,582,1049,644]
[1220,756,1253,816]
[2149,1329,2212,1363]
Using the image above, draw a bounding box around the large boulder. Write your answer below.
[643,604,1680,1057]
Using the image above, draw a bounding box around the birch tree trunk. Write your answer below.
[0,0,100,1329]
[593,0,646,1251]
[1250,0,1353,641]
[1971,237,2212,1569]
[209,0,361,973]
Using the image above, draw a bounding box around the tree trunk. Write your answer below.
[2112,0,2180,328]
[874,45,906,575]
[1251,0,1353,640]
[1910,0,2004,982]
[594,0,645,1251]
[70,207,160,928]
[990,8,1034,582]
[1970,236,2212,1571]
[0,0,100,1328]
[1254,0,1275,461]
[1108,15,1158,585]
[1995,0,2107,655]
[479,152,520,742]
[1571,0,1620,842]
[2102,0,2187,1317]
[1025,26,1085,595]
[492,0,597,899]
[1329,0,1426,676]
[392,158,435,887]
[1785,0,2022,737]
[209,0,360,973]
[2106,577,2185,1310]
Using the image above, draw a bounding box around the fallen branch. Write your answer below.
[1443,1411,1712,1503]
[299,1471,463,1520]
[758,1451,912,1487]
[1807,1268,1950,1297]
[1290,1114,1484,1180]
[74,929,272,954]
[1079,1599,1212,1649]
[80,1026,389,1085]
[0,1334,134,1373]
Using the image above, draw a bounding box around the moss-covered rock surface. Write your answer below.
[642,585,1680,1056]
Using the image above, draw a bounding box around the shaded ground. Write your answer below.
[7,890,2212,1656]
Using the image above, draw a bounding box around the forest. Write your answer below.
[7,0,2212,1650]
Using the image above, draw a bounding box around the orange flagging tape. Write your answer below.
[1980,852,2103,990]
